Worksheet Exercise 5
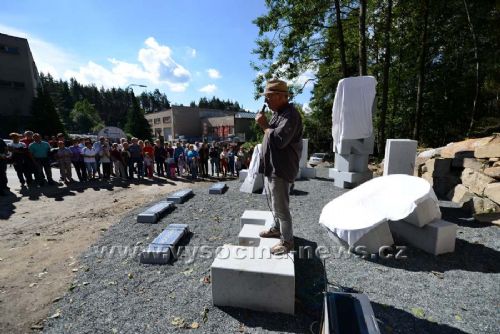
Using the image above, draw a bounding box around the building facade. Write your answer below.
[0,33,40,134]
[145,106,255,142]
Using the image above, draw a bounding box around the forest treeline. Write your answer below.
[252,0,499,153]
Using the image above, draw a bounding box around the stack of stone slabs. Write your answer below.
[137,201,175,224]
[211,210,295,315]
[329,77,376,189]
[140,224,189,264]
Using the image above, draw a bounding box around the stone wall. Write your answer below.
[416,134,500,215]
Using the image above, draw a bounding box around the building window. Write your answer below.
[162,116,171,124]
[154,118,161,124]
[0,45,20,55]
[147,119,153,124]
[0,80,25,89]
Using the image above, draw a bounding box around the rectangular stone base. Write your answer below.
[137,201,175,223]
[301,167,317,179]
[239,169,248,182]
[328,168,373,189]
[211,244,295,314]
[209,182,227,194]
[167,189,193,204]
[240,174,264,193]
[335,135,374,155]
[326,222,394,254]
[140,224,189,264]
[240,210,275,228]
[334,153,369,173]
[389,219,456,255]
[238,224,265,246]
[404,197,442,227]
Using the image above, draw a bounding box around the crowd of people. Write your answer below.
[0,130,253,195]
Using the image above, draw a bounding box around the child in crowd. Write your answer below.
[144,152,154,178]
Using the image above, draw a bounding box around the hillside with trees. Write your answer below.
[252,0,499,154]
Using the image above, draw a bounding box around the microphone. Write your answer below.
[259,104,267,114]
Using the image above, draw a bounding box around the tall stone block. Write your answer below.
[334,153,369,173]
[383,139,418,176]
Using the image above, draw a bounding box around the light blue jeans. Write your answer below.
[268,176,293,243]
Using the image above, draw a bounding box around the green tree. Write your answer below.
[124,96,152,141]
[70,99,104,133]
[30,87,66,136]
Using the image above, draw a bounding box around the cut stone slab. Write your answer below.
[237,224,277,247]
[137,201,175,223]
[328,168,372,189]
[389,219,456,255]
[404,197,442,227]
[240,210,274,229]
[447,184,474,204]
[240,173,264,193]
[334,153,369,173]
[299,138,309,168]
[326,221,394,254]
[238,169,248,182]
[335,135,374,155]
[140,224,189,264]
[209,182,227,194]
[383,139,418,176]
[211,244,295,314]
[167,189,193,204]
[461,168,496,196]
[485,182,500,205]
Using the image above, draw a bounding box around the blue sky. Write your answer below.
[1,0,313,112]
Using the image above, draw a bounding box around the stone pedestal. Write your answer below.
[383,139,418,176]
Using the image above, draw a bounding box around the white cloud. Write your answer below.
[0,24,78,78]
[207,68,221,79]
[302,103,313,114]
[186,47,197,58]
[65,37,191,92]
[199,84,217,94]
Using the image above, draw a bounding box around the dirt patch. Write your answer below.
[0,178,206,333]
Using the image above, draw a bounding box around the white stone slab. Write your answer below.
[240,210,275,228]
[299,138,309,168]
[238,169,248,182]
[328,168,373,189]
[389,219,456,255]
[334,153,370,173]
[240,173,264,193]
[137,201,175,223]
[404,196,442,227]
[238,224,280,247]
[383,139,418,176]
[211,244,295,314]
[167,189,193,204]
[335,135,374,155]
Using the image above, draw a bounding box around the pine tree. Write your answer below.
[124,96,152,141]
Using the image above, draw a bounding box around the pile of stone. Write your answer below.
[416,134,500,216]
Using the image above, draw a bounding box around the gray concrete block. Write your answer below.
[404,197,442,227]
[334,153,369,173]
[209,182,227,194]
[238,169,248,182]
[211,244,295,314]
[328,168,372,189]
[353,222,394,254]
[389,219,456,255]
[240,210,275,228]
[335,135,374,155]
[383,139,418,176]
[167,188,193,203]
[301,167,317,179]
[137,201,175,224]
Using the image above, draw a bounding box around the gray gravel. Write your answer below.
[43,170,500,334]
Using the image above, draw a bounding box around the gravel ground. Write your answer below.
[43,170,499,334]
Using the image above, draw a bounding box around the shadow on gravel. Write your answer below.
[0,191,20,219]
[372,238,500,274]
[441,206,495,228]
[372,302,468,334]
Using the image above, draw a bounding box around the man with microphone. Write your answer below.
[255,79,303,255]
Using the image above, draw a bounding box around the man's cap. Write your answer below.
[260,79,289,96]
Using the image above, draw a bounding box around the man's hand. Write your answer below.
[255,112,269,131]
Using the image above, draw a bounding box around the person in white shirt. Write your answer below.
[82,141,98,180]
